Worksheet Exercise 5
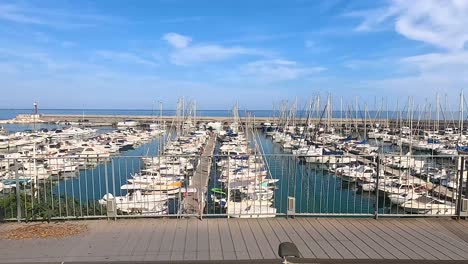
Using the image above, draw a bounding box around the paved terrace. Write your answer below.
[1,218,468,263]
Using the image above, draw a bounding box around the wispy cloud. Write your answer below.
[163,33,192,48]
[0,3,46,24]
[240,59,326,83]
[341,0,468,97]
[401,52,468,74]
[96,50,159,67]
[345,7,397,32]
[159,16,203,24]
[163,32,266,66]
[393,0,468,51]
[219,32,305,44]
[347,0,468,51]
[0,2,118,29]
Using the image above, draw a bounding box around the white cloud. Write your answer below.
[163,32,265,65]
[240,59,326,82]
[348,51,468,98]
[350,0,468,51]
[170,45,260,66]
[394,0,468,51]
[0,3,46,24]
[343,0,468,98]
[0,3,117,29]
[347,7,397,32]
[96,50,158,67]
[159,17,203,24]
[163,33,192,48]
[402,52,468,72]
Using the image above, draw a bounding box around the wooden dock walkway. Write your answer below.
[1,218,468,263]
[182,134,216,216]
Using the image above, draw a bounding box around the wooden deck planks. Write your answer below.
[133,220,160,255]
[256,218,283,258]
[318,218,368,259]
[207,218,223,260]
[183,218,198,260]
[196,218,210,260]
[401,219,468,260]
[289,218,329,259]
[328,219,383,259]
[238,219,263,259]
[390,220,461,260]
[1,218,468,262]
[156,218,177,261]
[364,219,429,259]
[217,218,236,260]
[171,219,188,261]
[309,218,355,259]
[276,218,315,258]
[246,219,277,259]
[144,219,169,255]
[228,219,250,259]
[377,219,444,260]
[298,217,343,259]
[348,219,410,259]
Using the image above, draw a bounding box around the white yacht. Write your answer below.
[399,196,456,215]
[117,120,139,127]
[99,191,168,214]
[0,135,10,149]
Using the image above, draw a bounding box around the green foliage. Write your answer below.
[0,183,104,222]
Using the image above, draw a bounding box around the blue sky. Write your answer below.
[0,0,467,110]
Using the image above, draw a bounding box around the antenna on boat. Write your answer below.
[33,101,38,115]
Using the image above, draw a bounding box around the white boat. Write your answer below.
[117,120,139,127]
[399,196,456,215]
[388,191,422,205]
[0,135,10,149]
[385,154,425,171]
[338,165,376,183]
[99,191,168,214]
[46,158,78,175]
[78,147,110,159]
[121,180,182,195]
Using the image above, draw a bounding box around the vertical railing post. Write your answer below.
[111,158,116,221]
[14,159,21,222]
[466,158,468,212]
[456,156,465,219]
[374,155,380,219]
[104,159,109,220]
[200,155,204,220]
[226,154,230,219]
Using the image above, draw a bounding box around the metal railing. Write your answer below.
[1,153,467,221]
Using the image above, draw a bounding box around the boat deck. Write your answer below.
[1,218,468,263]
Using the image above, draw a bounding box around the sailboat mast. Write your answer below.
[409,97,414,154]
[364,103,367,140]
[436,93,440,132]
[460,90,464,139]
[340,96,343,132]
